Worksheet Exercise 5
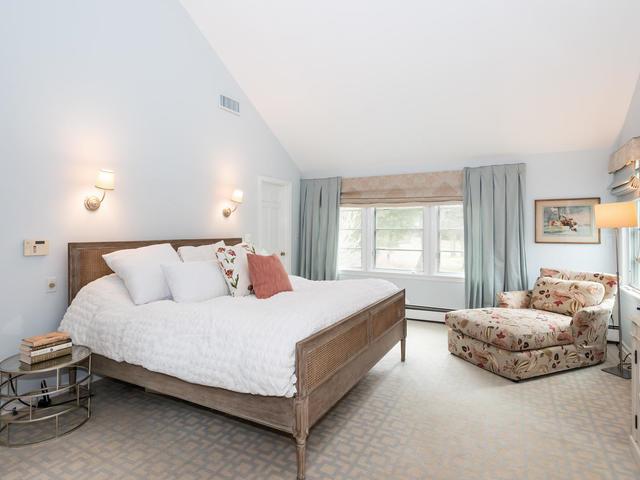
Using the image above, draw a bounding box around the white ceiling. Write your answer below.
[181,0,640,177]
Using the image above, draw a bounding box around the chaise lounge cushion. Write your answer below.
[530,277,604,316]
[445,308,574,352]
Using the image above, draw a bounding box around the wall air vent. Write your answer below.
[219,95,240,115]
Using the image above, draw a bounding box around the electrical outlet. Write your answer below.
[46,277,57,293]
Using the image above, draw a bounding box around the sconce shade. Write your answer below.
[95,169,115,190]
[231,189,244,204]
[595,201,638,229]
[222,188,244,217]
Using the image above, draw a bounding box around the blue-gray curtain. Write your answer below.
[298,177,341,280]
[464,164,528,308]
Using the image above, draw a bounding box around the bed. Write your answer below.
[64,238,406,479]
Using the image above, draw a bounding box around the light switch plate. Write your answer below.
[24,240,49,256]
[46,277,57,293]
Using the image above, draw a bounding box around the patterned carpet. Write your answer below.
[1,321,638,479]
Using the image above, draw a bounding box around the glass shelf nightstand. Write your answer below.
[0,345,92,447]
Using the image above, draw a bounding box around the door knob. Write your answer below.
[280,251,286,256]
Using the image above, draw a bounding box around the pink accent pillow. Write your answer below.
[247,254,293,299]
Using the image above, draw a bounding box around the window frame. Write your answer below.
[435,205,465,275]
[337,207,365,271]
[623,161,640,292]
[625,201,640,292]
[373,206,425,273]
[337,204,464,279]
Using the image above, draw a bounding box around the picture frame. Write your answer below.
[534,197,601,244]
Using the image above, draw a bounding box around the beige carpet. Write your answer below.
[1,321,637,479]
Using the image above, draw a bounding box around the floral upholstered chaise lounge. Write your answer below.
[445,268,617,381]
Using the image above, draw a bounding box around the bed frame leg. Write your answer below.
[294,396,309,479]
[401,317,407,362]
[295,436,307,479]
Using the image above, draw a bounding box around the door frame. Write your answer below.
[257,176,293,272]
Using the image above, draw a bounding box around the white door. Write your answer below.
[258,177,292,272]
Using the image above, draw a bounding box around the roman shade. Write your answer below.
[609,136,640,173]
[609,173,640,197]
[340,170,463,206]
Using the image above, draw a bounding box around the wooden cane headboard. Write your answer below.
[68,238,242,304]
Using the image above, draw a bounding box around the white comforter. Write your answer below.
[59,274,399,397]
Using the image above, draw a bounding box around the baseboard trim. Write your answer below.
[406,317,447,325]
[406,304,454,313]
[630,435,640,466]
[405,305,449,324]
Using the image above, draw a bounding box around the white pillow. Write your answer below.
[215,243,256,297]
[103,243,180,305]
[161,261,229,303]
[177,241,225,262]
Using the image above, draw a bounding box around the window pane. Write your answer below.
[629,198,640,289]
[439,229,463,252]
[632,236,638,288]
[374,207,424,271]
[338,248,361,269]
[439,251,464,274]
[437,204,464,275]
[338,207,362,270]
[375,250,423,272]
[439,205,463,229]
[339,229,361,249]
[375,229,422,249]
[340,208,362,229]
[375,207,423,229]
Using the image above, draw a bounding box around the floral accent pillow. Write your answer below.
[539,268,618,298]
[215,243,256,297]
[530,277,605,316]
[496,290,531,309]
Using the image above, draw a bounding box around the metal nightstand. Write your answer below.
[0,345,92,447]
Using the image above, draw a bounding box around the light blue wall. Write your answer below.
[0,0,300,358]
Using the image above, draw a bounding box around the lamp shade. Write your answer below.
[594,201,637,229]
[95,169,115,190]
[231,189,244,204]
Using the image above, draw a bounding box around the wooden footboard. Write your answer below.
[293,289,406,479]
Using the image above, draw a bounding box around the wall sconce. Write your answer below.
[222,189,243,217]
[84,169,115,211]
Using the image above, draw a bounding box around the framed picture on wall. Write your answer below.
[535,197,601,244]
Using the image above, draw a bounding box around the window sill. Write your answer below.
[621,284,640,299]
[338,269,464,283]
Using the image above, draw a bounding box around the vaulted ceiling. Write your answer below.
[181,0,640,177]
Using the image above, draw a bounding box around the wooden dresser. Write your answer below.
[632,315,640,463]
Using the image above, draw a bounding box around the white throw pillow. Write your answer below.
[103,243,180,305]
[177,241,225,262]
[161,261,229,303]
[215,243,256,297]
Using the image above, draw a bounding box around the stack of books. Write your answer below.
[20,332,73,365]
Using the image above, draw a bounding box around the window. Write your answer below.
[626,199,640,290]
[338,208,363,269]
[337,204,464,276]
[437,205,464,274]
[375,207,423,271]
